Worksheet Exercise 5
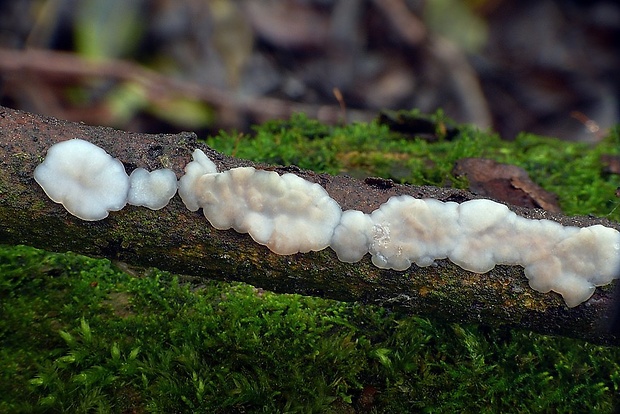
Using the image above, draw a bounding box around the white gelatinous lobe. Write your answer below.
[368,196,460,270]
[331,210,374,262]
[179,150,342,255]
[178,149,219,211]
[34,139,130,221]
[128,168,178,210]
[451,199,517,272]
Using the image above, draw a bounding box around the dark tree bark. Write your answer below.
[0,105,618,344]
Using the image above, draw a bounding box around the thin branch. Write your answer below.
[0,104,618,344]
[0,48,375,125]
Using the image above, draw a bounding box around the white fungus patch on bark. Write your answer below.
[128,168,178,210]
[179,151,342,254]
[356,197,620,307]
[34,139,130,221]
[178,149,218,211]
[35,144,620,307]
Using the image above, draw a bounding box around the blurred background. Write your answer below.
[0,0,618,141]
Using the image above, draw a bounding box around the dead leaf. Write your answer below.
[453,157,561,212]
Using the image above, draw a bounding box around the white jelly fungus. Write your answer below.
[368,196,461,270]
[34,139,130,221]
[329,193,620,306]
[331,210,374,263]
[128,168,178,210]
[178,150,342,255]
[178,149,219,211]
[34,142,620,307]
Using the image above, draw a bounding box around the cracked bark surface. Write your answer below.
[1,105,618,344]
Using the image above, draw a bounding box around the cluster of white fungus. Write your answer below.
[178,149,342,254]
[177,149,218,211]
[34,139,131,220]
[34,139,177,220]
[128,168,177,210]
[331,196,620,307]
[34,142,620,307]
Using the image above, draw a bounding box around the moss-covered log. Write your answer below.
[0,105,618,344]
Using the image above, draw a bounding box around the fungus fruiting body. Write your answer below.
[34,142,620,307]
[178,149,218,211]
[128,168,178,210]
[331,210,374,263]
[368,196,461,270]
[331,195,620,307]
[33,139,130,221]
[179,150,342,254]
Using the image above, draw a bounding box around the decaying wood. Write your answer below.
[0,105,618,345]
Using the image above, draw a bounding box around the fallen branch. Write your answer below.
[0,48,374,126]
[0,105,618,344]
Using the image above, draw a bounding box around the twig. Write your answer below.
[0,104,618,345]
[0,48,375,126]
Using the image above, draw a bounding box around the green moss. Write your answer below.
[1,244,619,413]
[0,245,371,412]
[208,113,338,173]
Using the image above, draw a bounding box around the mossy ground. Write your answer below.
[2,112,620,412]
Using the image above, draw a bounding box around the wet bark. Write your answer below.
[0,105,618,345]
